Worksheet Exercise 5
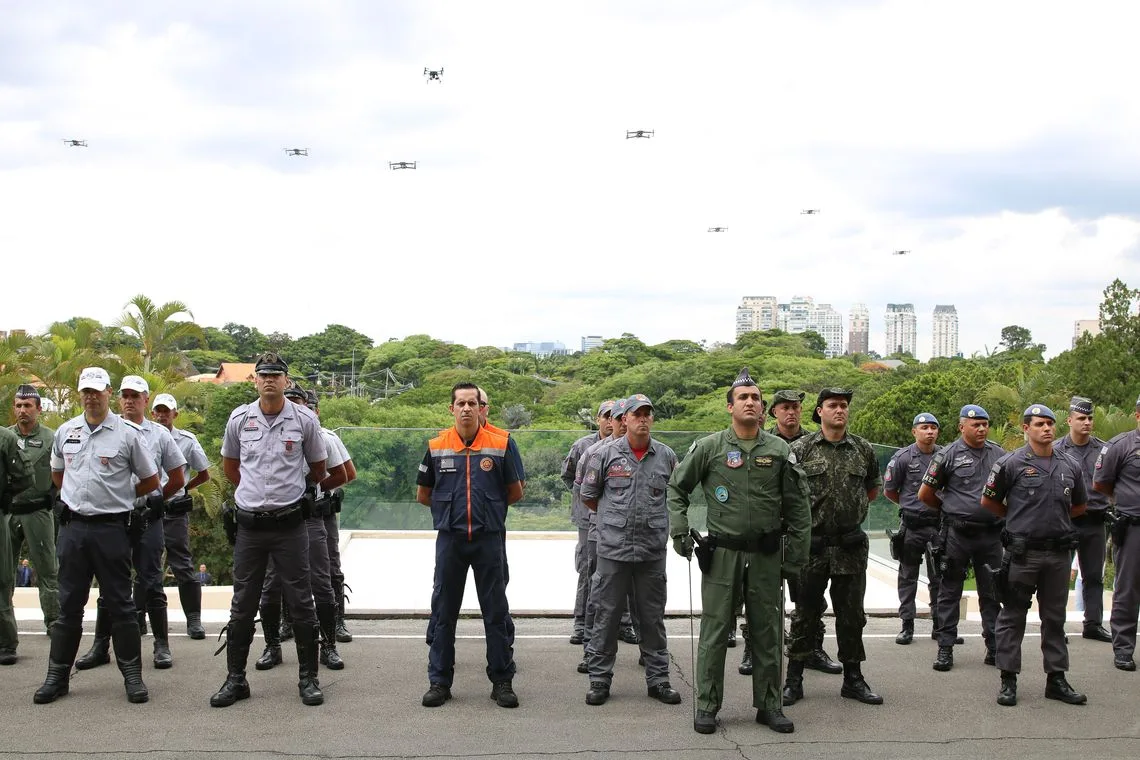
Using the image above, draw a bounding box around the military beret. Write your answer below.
[1023,403,1055,421]
[812,388,853,424]
[1069,396,1093,415]
[959,404,989,420]
[912,413,940,427]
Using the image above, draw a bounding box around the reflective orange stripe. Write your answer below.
[466,449,472,541]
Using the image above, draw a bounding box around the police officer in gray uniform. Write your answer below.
[561,400,614,645]
[1053,396,1113,642]
[981,404,1088,706]
[34,367,159,704]
[150,392,212,639]
[1093,393,1140,671]
[918,404,1006,671]
[75,376,186,672]
[580,394,682,707]
[211,353,328,708]
[884,413,943,645]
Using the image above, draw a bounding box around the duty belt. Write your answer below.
[164,495,194,516]
[311,496,335,518]
[67,510,129,524]
[6,495,53,515]
[900,510,940,529]
[809,526,865,553]
[947,517,1003,536]
[707,531,782,555]
[1002,531,1079,553]
[234,503,304,530]
[1115,512,1140,526]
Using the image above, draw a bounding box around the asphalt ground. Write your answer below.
[1,616,1137,760]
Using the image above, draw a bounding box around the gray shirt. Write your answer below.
[168,426,210,498]
[1094,429,1140,517]
[575,434,616,536]
[921,437,1006,523]
[221,400,326,511]
[562,432,602,529]
[1053,434,1109,512]
[885,442,941,512]
[982,446,1087,538]
[135,418,187,504]
[315,429,347,497]
[579,435,677,563]
[50,412,158,515]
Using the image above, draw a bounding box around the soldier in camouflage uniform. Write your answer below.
[783,389,884,707]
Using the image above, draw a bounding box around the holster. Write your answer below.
[127,507,149,546]
[1108,511,1129,549]
[145,493,165,521]
[222,501,238,546]
[165,494,194,516]
[300,486,317,520]
[330,488,344,514]
[928,523,948,575]
[312,496,334,518]
[690,529,714,574]
[984,552,1012,605]
[887,525,905,561]
[1000,532,1029,561]
[56,500,72,526]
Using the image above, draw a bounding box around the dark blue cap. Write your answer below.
[959,404,989,420]
[1069,396,1093,415]
[912,413,939,427]
[1023,404,1055,421]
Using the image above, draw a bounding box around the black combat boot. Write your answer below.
[255,603,283,670]
[840,663,883,705]
[316,603,345,670]
[756,707,794,733]
[694,710,718,734]
[111,620,149,703]
[33,622,83,704]
[805,622,842,674]
[895,619,914,645]
[148,603,172,669]
[739,638,754,675]
[1082,622,1112,643]
[75,600,111,670]
[334,579,353,643]
[137,607,148,637]
[996,670,1017,706]
[782,659,804,706]
[295,624,324,706]
[179,581,206,640]
[726,627,737,648]
[933,645,954,672]
[585,681,610,705]
[210,620,254,707]
[1045,672,1087,705]
[279,604,294,642]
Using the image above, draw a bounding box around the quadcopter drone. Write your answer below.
[284,148,308,157]
[62,139,87,147]
[389,161,417,170]
[708,227,728,233]
[424,67,444,82]
[800,209,820,215]
[892,250,911,256]
[626,130,654,139]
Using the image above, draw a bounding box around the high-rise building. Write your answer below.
[932,305,959,358]
[771,296,844,357]
[1073,319,1101,347]
[512,341,567,358]
[735,296,778,337]
[848,304,869,355]
[581,335,604,352]
[884,303,917,357]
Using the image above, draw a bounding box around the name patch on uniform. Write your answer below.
[27,438,43,448]
[754,455,773,467]
[243,422,259,431]
[480,457,494,472]
[606,462,632,478]
[1023,467,1037,476]
[439,458,455,471]
[726,450,743,469]
[714,486,729,503]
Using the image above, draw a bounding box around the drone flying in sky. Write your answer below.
[707,227,728,233]
[424,67,444,82]
[892,250,911,256]
[389,161,417,170]
[626,130,654,139]
[284,148,308,157]
[800,209,820,215]
[62,139,87,147]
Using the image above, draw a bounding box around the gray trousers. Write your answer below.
[132,516,167,609]
[573,527,589,634]
[162,513,196,585]
[1111,523,1140,659]
[231,520,316,627]
[995,549,1070,674]
[897,523,940,621]
[1073,514,1107,625]
[323,514,342,586]
[261,517,332,606]
[585,556,669,687]
[935,526,1002,649]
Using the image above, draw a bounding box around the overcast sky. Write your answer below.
[3,0,1139,360]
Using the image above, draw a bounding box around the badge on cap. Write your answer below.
[967,409,976,418]
[714,486,729,503]
[726,451,743,469]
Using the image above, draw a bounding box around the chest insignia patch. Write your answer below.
[714,486,729,503]
[1023,467,1037,477]
[28,438,43,448]
[480,457,494,472]
[726,450,743,469]
[754,455,773,467]
[606,463,632,478]
[100,456,109,466]
[284,440,294,453]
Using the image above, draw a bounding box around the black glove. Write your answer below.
[672,534,694,559]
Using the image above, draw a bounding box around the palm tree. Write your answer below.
[21,320,115,414]
[977,366,1067,429]
[117,295,204,374]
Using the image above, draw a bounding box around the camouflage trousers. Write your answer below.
[788,550,867,664]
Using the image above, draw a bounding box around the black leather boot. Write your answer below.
[137,607,147,637]
[756,707,794,733]
[1082,622,1112,643]
[895,619,914,645]
[933,645,954,671]
[279,604,294,642]
[334,578,353,643]
[295,624,324,706]
[997,670,1017,706]
[739,622,753,674]
[179,581,206,640]
[782,659,804,706]
[805,622,842,674]
[1045,672,1087,705]
[75,599,111,670]
[316,603,344,670]
[149,604,172,669]
[210,620,254,707]
[111,620,149,703]
[840,663,883,705]
[255,603,283,670]
[33,622,83,704]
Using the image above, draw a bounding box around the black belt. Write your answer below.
[707,531,781,554]
[7,500,51,516]
[900,510,940,528]
[235,503,304,530]
[1116,512,1140,526]
[1003,531,1079,553]
[947,518,1003,535]
[67,510,129,524]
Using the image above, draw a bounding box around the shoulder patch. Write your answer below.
[687,440,697,454]
[122,419,142,431]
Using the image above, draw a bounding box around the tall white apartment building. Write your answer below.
[885,303,917,357]
[735,296,779,337]
[932,305,959,358]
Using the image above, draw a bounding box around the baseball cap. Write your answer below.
[151,393,178,411]
[597,399,615,417]
[812,388,853,424]
[959,404,989,420]
[611,398,629,419]
[1023,404,1056,421]
[78,367,112,391]
[254,352,288,375]
[625,394,653,414]
[912,413,940,427]
[119,375,150,394]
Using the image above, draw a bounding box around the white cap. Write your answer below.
[78,367,112,391]
[151,393,178,411]
[119,375,150,394]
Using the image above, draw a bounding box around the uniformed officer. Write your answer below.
[1092,393,1140,672]
[981,404,1088,706]
[417,382,523,709]
[580,394,681,707]
[1054,396,1113,642]
[918,404,1006,671]
[769,389,841,676]
[784,388,884,707]
[884,413,943,645]
[562,400,614,645]
[34,367,159,704]
[306,390,357,644]
[0,423,30,665]
[150,392,211,640]
[211,353,328,708]
[668,370,811,734]
[75,376,186,672]
[7,385,60,636]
